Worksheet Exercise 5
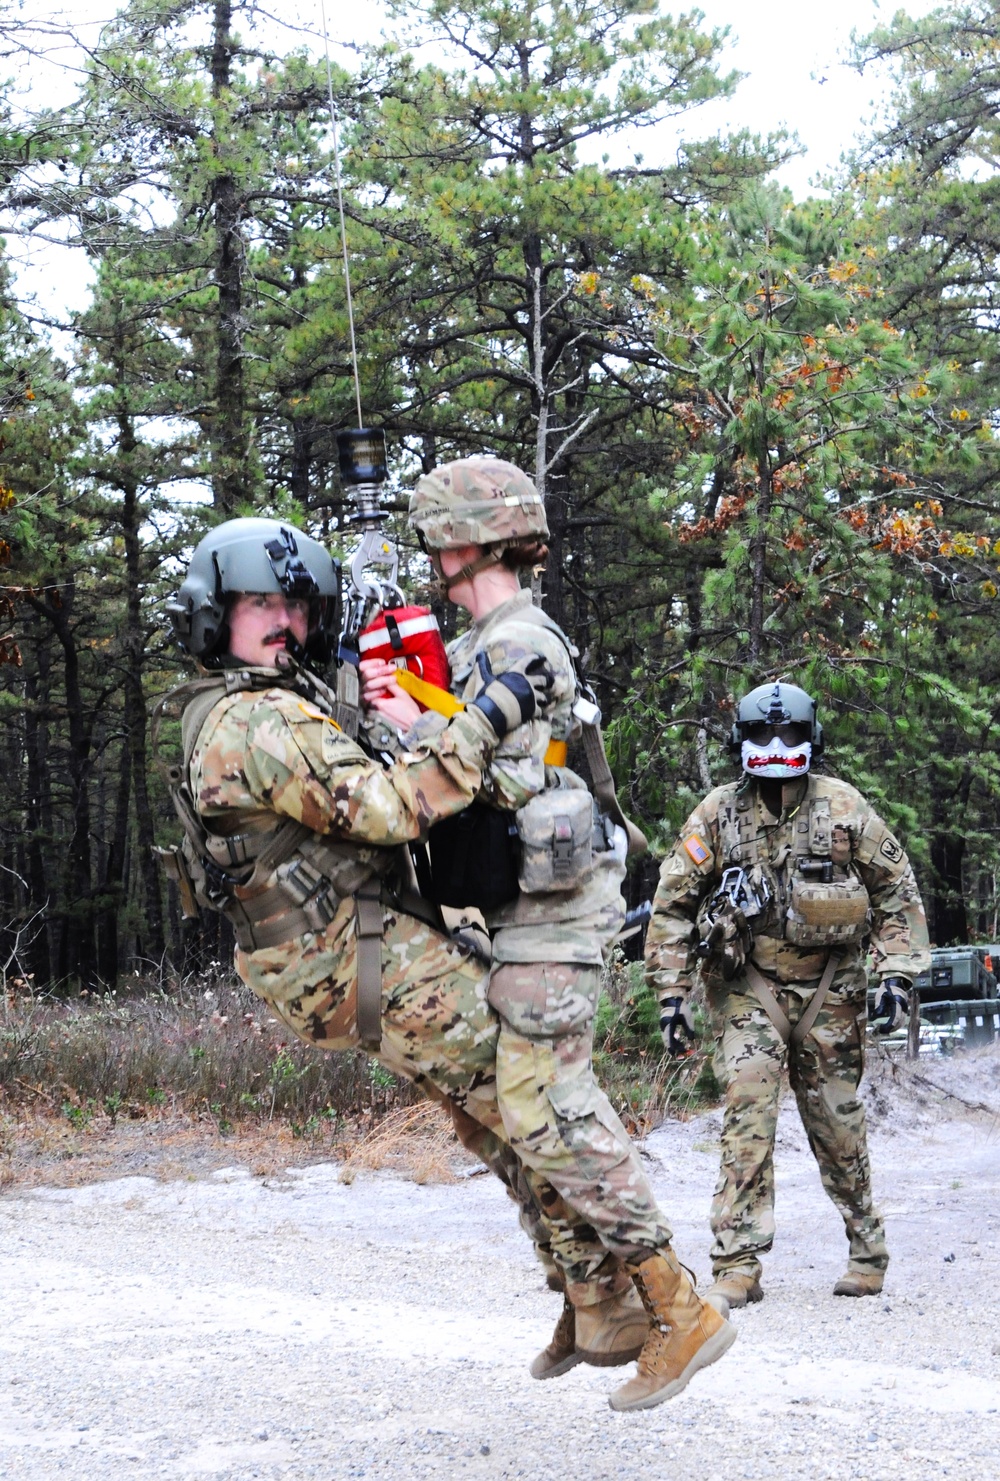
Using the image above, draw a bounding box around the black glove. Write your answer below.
[873,975,911,1034]
[660,996,697,1056]
[470,650,555,740]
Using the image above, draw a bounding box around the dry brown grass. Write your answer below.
[0,1100,473,1193]
[0,971,417,1134]
[337,1102,463,1185]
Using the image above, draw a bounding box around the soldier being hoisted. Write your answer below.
[645,681,930,1312]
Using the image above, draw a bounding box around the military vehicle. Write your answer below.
[868,946,999,1051]
[912,946,996,1003]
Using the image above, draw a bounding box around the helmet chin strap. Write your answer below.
[430,544,506,596]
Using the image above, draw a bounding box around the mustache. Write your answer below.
[263,627,294,644]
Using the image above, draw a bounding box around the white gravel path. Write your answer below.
[2,1047,999,1481]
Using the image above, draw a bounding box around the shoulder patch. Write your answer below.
[684,834,712,867]
[880,836,903,864]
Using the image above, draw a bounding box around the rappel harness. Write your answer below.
[712,786,872,1045]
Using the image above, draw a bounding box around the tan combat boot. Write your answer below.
[833,1270,884,1297]
[608,1249,737,1412]
[705,1269,764,1315]
[574,1272,649,1368]
[530,1270,650,1380]
[530,1294,579,1380]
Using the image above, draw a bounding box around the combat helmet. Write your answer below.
[730,681,823,779]
[409,457,549,553]
[166,517,341,666]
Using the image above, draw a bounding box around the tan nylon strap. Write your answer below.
[743,953,842,1048]
[232,904,317,952]
[581,721,647,860]
[235,819,313,896]
[743,962,794,1044]
[354,883,385,1050]
[789,950,842,1047]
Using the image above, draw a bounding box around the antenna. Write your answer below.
[319,0,363,429]
[317,3,396,626]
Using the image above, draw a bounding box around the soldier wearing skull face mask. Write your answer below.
[644,682,930,1311]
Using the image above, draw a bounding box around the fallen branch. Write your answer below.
[910,1072,999,1118]
[14,1077,56,1105]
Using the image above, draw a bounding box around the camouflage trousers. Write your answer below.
[254,900,622,1292]
[487,960,674,1266]
[707,957,888,1280]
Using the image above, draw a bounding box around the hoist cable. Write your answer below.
[319,0,364,429]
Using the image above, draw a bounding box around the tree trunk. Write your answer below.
[119,441,166,964]
[929,823,968,945]
[748,267,774,668]
[36,579,97,986]
[22,636,53,985]
[210,0,248,513]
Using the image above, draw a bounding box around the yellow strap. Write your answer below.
[396,668,464,717]
[395,668,567,766]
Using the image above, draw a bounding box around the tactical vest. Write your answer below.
[150,667,396,954]
[716,785,871,949]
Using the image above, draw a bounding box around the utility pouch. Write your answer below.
[271,855,341,934]
[516,788,595,895]
[153,844,200,920]
[785,864,871,946]
[425,802,521,911]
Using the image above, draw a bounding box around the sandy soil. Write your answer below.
[1,1042,998,1481]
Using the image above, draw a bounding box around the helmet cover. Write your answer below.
[408,457,549,552]
[166,517,341,665]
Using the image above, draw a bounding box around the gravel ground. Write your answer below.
[2,1044,999,1481]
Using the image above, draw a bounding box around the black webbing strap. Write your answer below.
[354,882,384,1050]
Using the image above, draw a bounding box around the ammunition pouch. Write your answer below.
[225,829,395,953]
[516,787,596,894]
[785,863,871,947]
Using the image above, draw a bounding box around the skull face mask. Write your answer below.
[741,735,812,779]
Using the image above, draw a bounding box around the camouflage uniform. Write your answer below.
[189,677,613,1286]
[645,772,930,1280]
[407,591,673,1267]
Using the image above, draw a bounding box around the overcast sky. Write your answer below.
[11,0,941,331]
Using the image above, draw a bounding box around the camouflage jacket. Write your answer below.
[408,590,625,965]
[645,772,930,1003]
[189,674,499,1002]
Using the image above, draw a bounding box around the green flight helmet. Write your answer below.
[730,681,824,754]
[166,517,341,666]
[408,457,549,552]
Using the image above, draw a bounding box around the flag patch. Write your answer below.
[684,834,711,866]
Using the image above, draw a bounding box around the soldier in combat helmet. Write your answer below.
[362,458,735,1411]
[156,513,735,1411]
[645,681,930,1312]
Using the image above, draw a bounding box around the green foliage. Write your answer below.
[2,0,1000,990]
